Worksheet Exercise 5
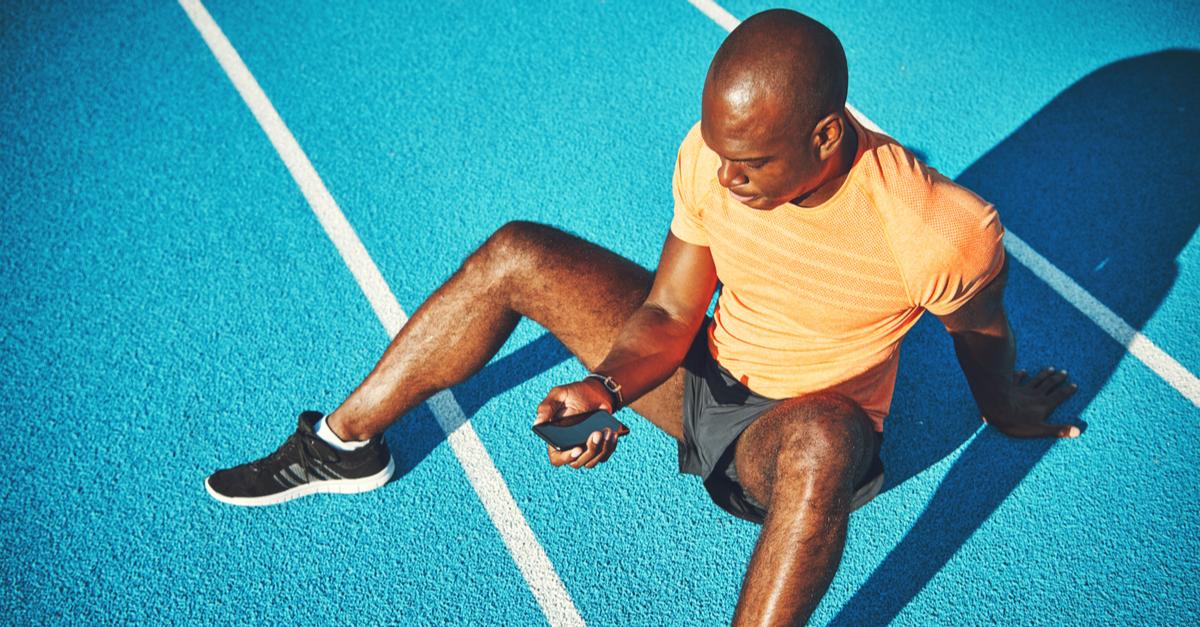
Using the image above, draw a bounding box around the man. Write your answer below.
[206,9,1078,624]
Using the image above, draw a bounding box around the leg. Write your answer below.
[730,392,876,626]
[326,221,685,442]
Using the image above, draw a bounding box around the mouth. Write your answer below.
[728,189,758,204]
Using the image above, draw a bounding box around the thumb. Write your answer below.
[535,390,565,425]
[1028,422,1082,439]
[1053,423,1082,439]
[992,419,1081,439]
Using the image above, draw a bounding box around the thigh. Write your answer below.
[731,392,876,508]
[493,222,685,440]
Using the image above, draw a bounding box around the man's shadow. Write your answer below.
[830,49,1200,624]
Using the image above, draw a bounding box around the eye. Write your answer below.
[743,159,768,170]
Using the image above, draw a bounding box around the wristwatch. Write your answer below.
[583,373,624,410]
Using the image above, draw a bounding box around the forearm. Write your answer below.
[950,315,1016,421]
[590,303,702,407]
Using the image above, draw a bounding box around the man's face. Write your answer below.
[700,90,823,211]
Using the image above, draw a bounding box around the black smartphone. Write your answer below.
[532,410,630,451]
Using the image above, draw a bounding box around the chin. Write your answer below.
[746,196,781,210]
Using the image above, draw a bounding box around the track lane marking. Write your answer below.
[177,2,586,624]
[685,0,1200,407]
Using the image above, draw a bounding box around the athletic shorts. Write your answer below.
[677,320,886,524]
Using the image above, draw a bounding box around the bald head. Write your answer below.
[699,11,857,211]
[704,9,848,132]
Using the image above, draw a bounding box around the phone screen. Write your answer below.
[532,410,629,451]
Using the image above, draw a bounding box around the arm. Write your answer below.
[589,233,717,403]
[936,258,1081,438]
[535,232,718,467]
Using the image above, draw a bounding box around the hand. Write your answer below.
[535,380,621,469]
[984,367,1081,439]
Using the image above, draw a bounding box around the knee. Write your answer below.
[462,220,552,286]
[735,393,873,507]
[768,393,871,476]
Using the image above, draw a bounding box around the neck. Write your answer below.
[791,121,859,208]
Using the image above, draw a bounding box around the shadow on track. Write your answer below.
[382,332,574,478]
[831,49,1200,624]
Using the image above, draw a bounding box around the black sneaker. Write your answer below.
[205,411,394,506]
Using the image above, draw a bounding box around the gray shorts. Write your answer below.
[677,322,885,524]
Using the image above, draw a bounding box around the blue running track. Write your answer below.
[2,1,1197,624]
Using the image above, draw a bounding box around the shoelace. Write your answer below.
[253,430,337,482]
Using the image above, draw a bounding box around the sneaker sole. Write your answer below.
[204,456,396,507]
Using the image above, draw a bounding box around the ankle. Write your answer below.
[319,414,374,448]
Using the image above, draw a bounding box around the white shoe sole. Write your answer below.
[205,456,395,507]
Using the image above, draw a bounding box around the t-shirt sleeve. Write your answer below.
[910,173,1007,316]
[668,127,709,246]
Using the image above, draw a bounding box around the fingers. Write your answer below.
[570,430,605,469]
[536,381,611,425]
[584,429,618,469]
[563,429,619,470]
[547,444,584,467]
[1042,369,1069,391]
[596,429,620,464]
[535,387,567,426]
[1029,367,1055,388]
[1053,379,1079,403]
[1029,367,1071,392]
[548,430,620,470]
[1027,367,1079,405]
[990,366,1083,440]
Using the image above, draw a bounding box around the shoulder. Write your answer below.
[680,120,704,149]
[675,122,718,181]
[863,137,1002,255]
[672,121,722,211]
[858,135,1005,310]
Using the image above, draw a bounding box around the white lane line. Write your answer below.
[177,2,586,625]
[685,0,740,32]
[685,0,1200,408]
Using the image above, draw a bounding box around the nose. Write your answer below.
[717,159,748,189]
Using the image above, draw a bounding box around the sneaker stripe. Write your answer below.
[309,465,337,481]
[318,465,343,480]
[279,466,305,486]
[289,463,310,483]
[289,462,327,483]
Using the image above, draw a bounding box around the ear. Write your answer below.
[811,112,846,161]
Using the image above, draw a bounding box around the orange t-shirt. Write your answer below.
[669,112,1005,430]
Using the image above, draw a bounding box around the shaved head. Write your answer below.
[705,9,848,131]
[700,10,855,211]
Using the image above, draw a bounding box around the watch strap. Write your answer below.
[583,373,624,410]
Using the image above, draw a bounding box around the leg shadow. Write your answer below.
[832,49,1200,624]
[382,332,574,477]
